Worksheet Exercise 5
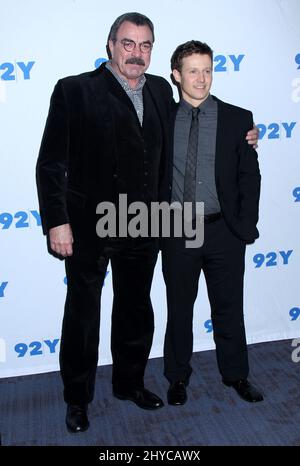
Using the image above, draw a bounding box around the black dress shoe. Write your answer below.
[66,404,89,433]
[167,381,187,406]
[113,387,164,410]
[223,378,264,403]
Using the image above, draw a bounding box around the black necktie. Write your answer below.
[183,107,199,204]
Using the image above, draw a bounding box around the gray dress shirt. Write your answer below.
[105,61,145,125]
[172,94,221,214]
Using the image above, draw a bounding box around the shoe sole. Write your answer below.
[113,393,164,410]
[66,422,90,433]
[167,398,187,406]
[223,382,264,402]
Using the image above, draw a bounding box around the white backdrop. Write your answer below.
[1,0,300,377]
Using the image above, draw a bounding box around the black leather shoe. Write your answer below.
[113,388,164,410]
[66,404,89,433]
[223,378,264,403]
[167,381,187,406]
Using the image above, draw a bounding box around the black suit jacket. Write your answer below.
[36,63,174,238]
[167,96,261,243]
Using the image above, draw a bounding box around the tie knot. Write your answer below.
[191,107,200,119]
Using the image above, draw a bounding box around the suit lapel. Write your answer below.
[88,63,136,120]
[104,66,139,117]
[87,64,112,127]
[212,95,227,185]
[144,76,169,138]
[165,103,179,194]
[170,104,178,135]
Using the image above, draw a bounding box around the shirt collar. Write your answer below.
[179,93,214,115]
[105,60,146,92]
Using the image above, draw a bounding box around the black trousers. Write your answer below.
[162,216,249,384]
[59,238,158,404]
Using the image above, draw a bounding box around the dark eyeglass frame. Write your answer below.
[116,39,153,54]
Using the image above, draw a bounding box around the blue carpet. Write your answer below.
[0,339,299,446]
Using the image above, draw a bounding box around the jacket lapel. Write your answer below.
[212,95,227,187]
[88,62,136,120]
[144,76,169,138]
[87,64,112,128]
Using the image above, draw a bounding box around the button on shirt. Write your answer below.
[172,94,220,214]
[105,61,145,125]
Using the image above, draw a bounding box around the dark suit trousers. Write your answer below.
[162,216,249,384]
[60,238,158,404]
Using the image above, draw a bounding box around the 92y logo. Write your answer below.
[293,187,300,202]
[289,307,300,321]
[14,339,60,358]
[253,250,293,268]
[214,54,244,72]
[0,61,35,80]
[257,122,296,140]
[0,210,41,229]
[0,281,8,298]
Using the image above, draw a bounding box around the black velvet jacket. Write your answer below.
[36,63,174,240]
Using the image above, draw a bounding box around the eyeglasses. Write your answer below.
[117,39,153,54]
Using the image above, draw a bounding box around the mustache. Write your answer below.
[125,57,145,66]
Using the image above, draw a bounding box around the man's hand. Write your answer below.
[49,223,73,257]
[246,125,259,148]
